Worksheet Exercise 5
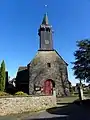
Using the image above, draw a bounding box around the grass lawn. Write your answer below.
[57,96,79,104]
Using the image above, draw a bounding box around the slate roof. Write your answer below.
[18,66,27,72]
[42,13,49,25]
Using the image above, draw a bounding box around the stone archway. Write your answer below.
[43,79,55,95]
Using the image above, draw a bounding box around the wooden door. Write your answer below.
[43,80,53,95]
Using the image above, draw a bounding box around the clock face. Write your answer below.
[45,40,49,44]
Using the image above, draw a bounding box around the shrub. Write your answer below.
[0,91,9,96]
[70,89,74,96]
[15,91,28,96]
[87,89,90,95]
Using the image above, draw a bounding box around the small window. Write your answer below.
[47,63,51,67]
[46,28,50,32]
[41,28,45,31]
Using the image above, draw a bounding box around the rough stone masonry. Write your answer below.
[0,96,56,116]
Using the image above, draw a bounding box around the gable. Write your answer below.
[28,50,68,67]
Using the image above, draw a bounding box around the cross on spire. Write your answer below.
[45,4,48,13]
[38,6,53,50]
[41,4,49,25]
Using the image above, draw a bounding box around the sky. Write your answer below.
[0,0,90,85]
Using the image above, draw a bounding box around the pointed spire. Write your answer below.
[42,13,49,25]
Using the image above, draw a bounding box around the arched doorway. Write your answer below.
[43,79,55,95]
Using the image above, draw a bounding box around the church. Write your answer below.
[15,13,70,97]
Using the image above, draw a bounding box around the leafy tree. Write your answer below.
[72,39,90,83]
[0,60,6,91]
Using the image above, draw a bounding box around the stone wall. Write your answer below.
[0,96,56,116]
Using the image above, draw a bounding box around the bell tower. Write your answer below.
[38,13,53,50]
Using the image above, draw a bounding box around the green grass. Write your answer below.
[57,96,79,104]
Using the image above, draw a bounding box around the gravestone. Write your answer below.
[53,88,56,97]
[78,85,84,101]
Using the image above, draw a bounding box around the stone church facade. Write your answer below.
[15,13,70,97]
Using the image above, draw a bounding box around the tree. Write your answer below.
[0,60,6,91]
[72,39,90,83]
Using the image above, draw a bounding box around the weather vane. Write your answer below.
[45,4,47,7]
[44,4,48,14]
